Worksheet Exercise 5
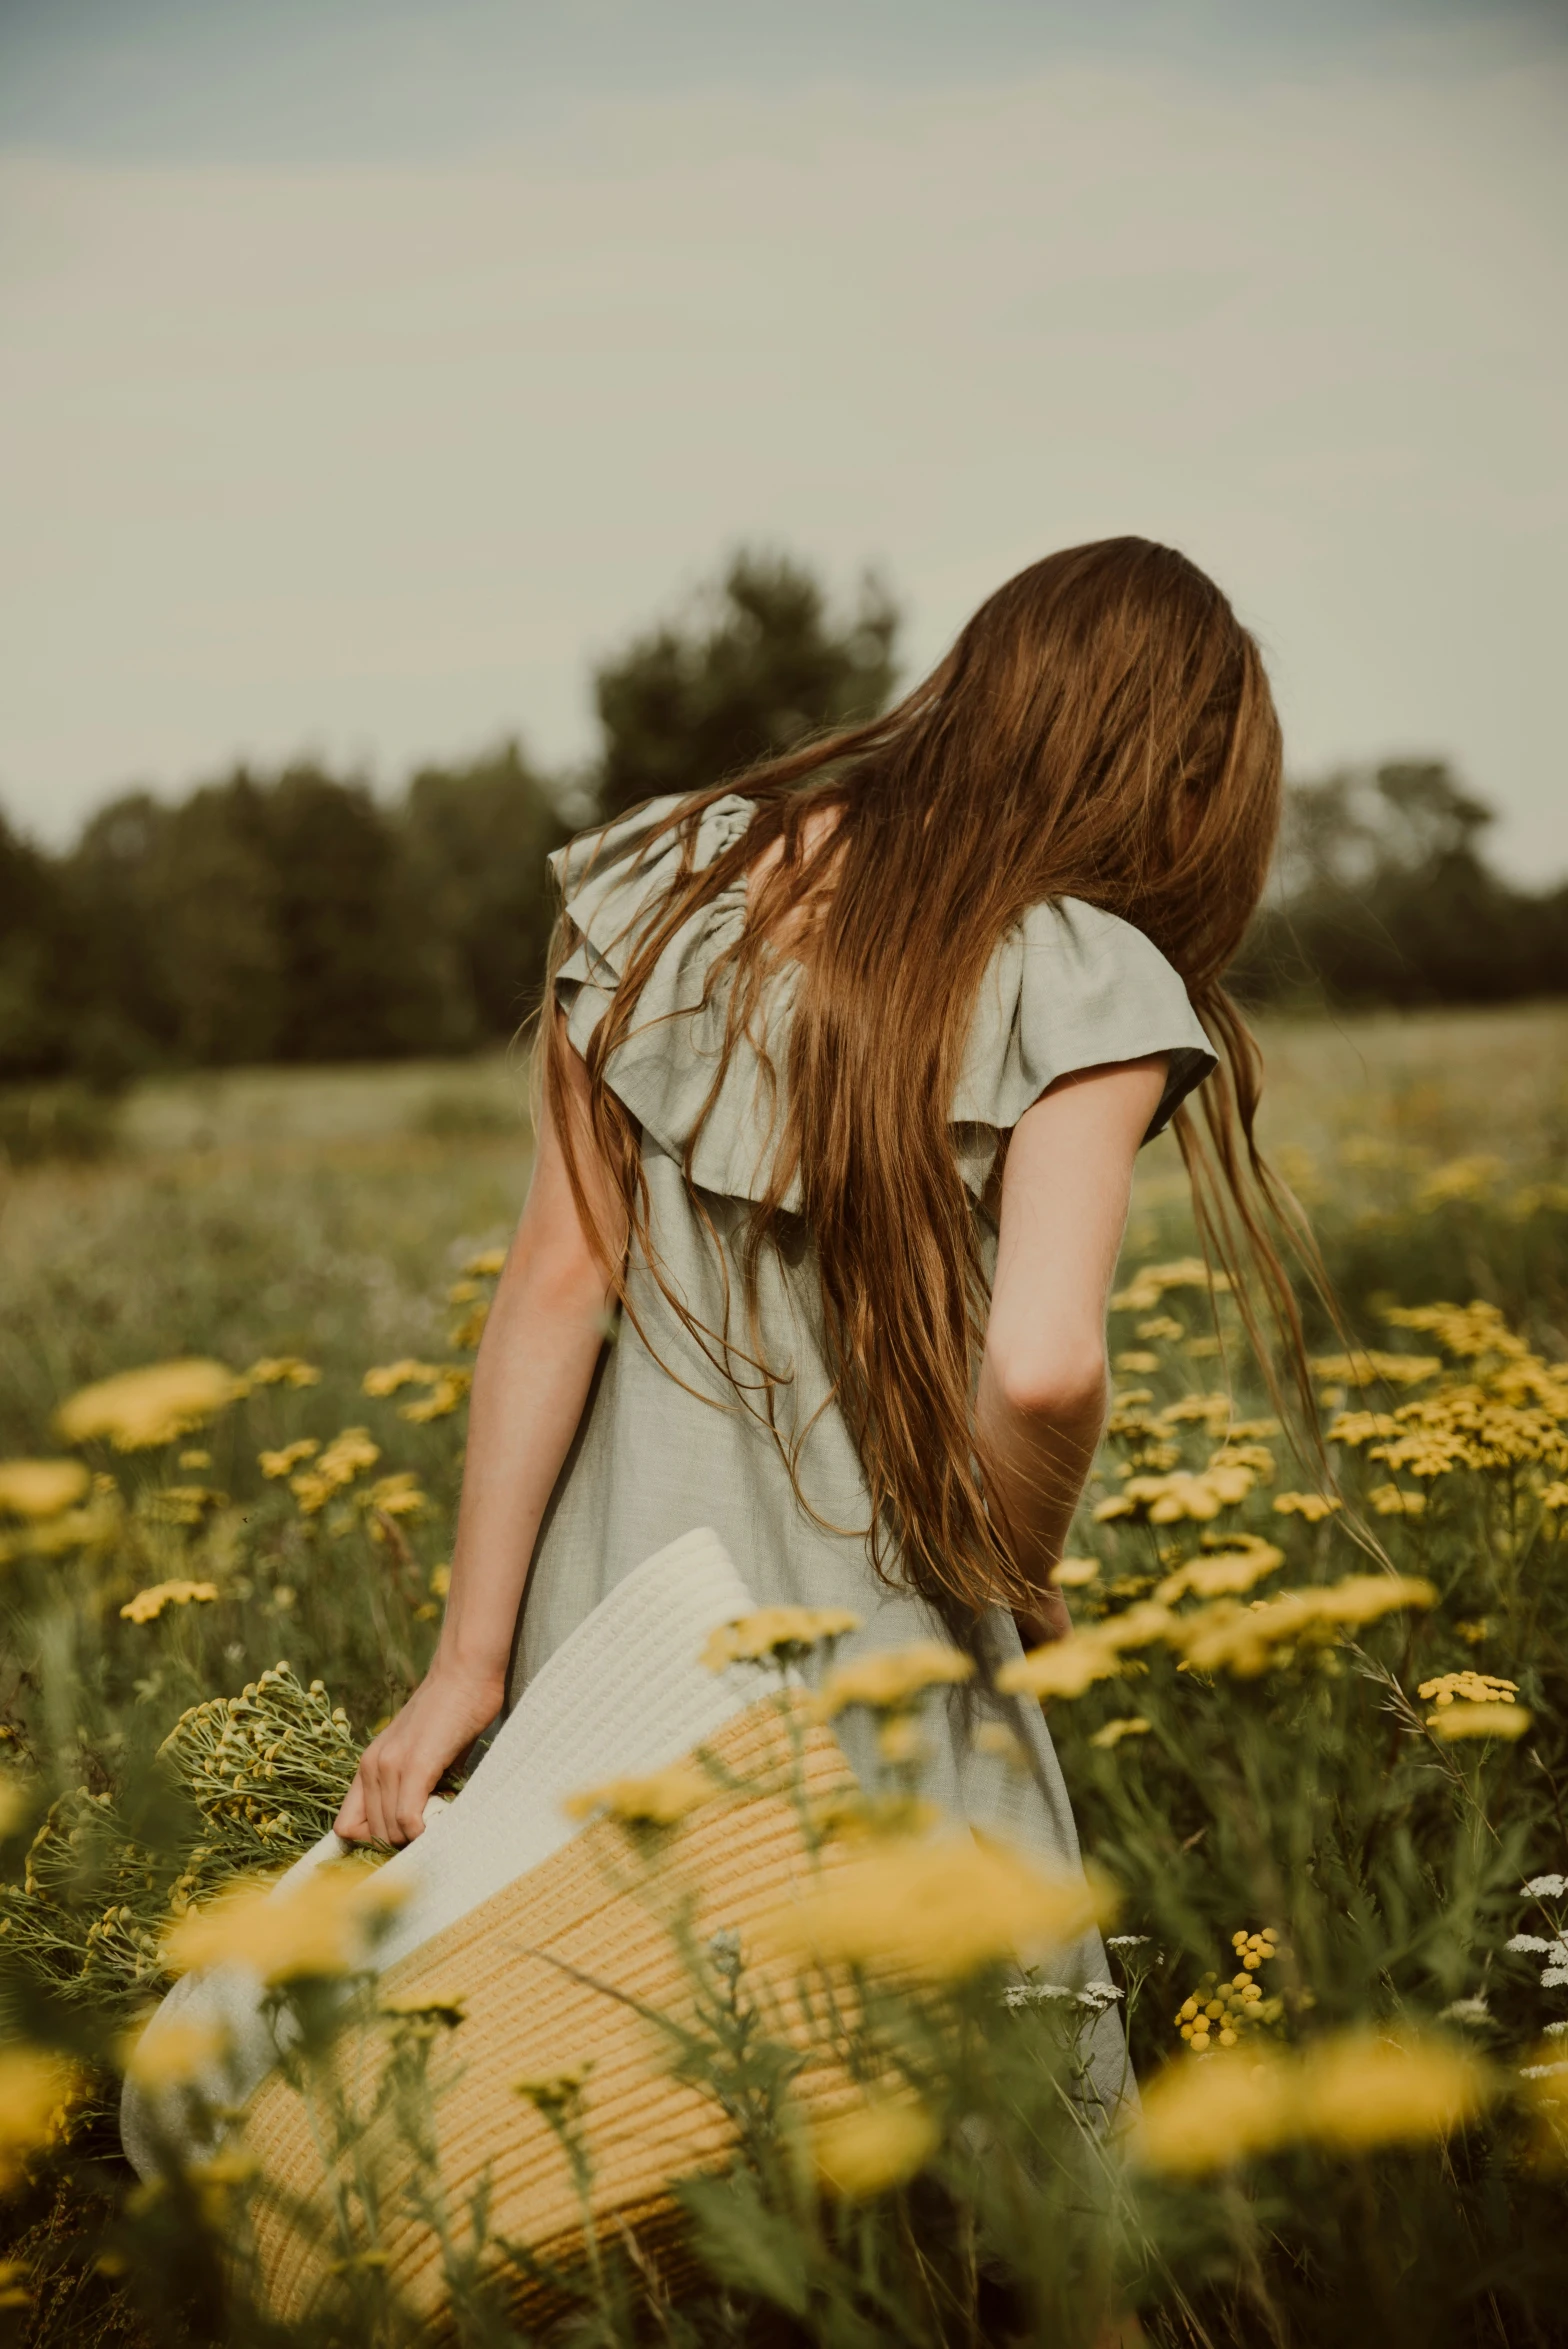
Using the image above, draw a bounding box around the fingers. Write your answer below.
[363,1749,397,1847]
[343,1736,432,1847]
[334,1774,371,1843]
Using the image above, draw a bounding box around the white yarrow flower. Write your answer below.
[1522,1874,1568,1898]
[1440,1996,1490,2025]
[1507,1934,1552,1953]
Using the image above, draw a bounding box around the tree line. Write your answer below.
[2,550,1563,1093]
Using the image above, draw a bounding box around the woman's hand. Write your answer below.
[334,1657,505,1847]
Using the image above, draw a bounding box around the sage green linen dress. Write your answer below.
[508,794,1216,2103]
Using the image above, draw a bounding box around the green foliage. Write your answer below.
[1236,761,1568,1010]
[593,549,899,820]
[0,754,569,1096]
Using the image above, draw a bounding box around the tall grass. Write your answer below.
[1,1007,1566,2347]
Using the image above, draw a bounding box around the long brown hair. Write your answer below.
[545,537,1314,1624]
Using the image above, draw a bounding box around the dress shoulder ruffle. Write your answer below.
[551,800,1215,1205]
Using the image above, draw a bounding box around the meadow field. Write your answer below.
[1,1001,1567,2349]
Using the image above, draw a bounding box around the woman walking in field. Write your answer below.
[335,537,1291,2073]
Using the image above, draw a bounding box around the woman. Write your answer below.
[334,538,1291,2015]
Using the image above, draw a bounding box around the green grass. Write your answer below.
[1,1003,1567,2349]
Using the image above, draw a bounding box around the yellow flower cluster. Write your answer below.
[1369,1484,1428,1517]
[121,2014,230,2094]
[245,1357,322,1389]
[1175,1575,1435,1678]
[563,1762,714,1827]
[1429,1704,1532,1744]
[1309,1351,1441,1388]
[1001,1571,1432,1696]
[700,1605,861,1672]
[1414,1156,1502,1212]
[259,1438,319,1479]
[139,1482,227,1531]
[1155,1543,1285,1604]
[289,1427,380,1515]
[1111,1259,1230,1314]
[815,1641,975,1719]
[0,2047,79,2191]
[1272,1492,1342,1522]
[1136,2030,1490,2174]
[163,1860,405,1984]
[361,1361,472,1421]
[1174,1929,1282,2050]
[1053,1556,1101,1588]
[56,1359,242,1452]
[120,1579,219,1624]
[360,1470,427,1523]
[1090,1716,1150,1750]
[1420,1671,1520,1709]
[765,1835,1109,1983]
[812,2092,939,2199]
[1095,1453,1258,1526]
[0,1460,89,1520]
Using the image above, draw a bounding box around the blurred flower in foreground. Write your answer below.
[1156,1544,1284,1604]
[1136,2030,1491,2175]
[1272,1492,1342,1523]
[701,1606,861,1672]
[259,1439,318,1479]
[162,1861,405,1983]
[120,1580,219,1624]
[766,1836,1110,1982]
[563,1762,714,1826]
[57,1359,241,1451]
[122,2013,230,2092]
[1052,1556,1101,1588]
[814,1641,974,1719]
[997,1633,1125,1701]
[245,1357,321,1389]
[813,2092,939,2198]
[1369,1484,1428,1516]
[1429,1703,1532,1743]
[0,1460,89,1519]
[1090,1716,1150,1750]
[0,2048,78,2190]
[1174,1574,1434,1678]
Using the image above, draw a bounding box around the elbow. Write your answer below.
[991,1343,1108,1428]
[501,1230,615,1324]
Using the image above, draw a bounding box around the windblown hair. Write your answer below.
[545,536,1310,1625]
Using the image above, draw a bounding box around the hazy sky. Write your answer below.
[3,0,1565,876]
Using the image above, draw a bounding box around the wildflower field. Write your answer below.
[2,1001,1567,2349]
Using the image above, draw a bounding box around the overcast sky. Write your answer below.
[3,0,1565,877]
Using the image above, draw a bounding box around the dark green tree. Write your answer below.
[593,550,899,820]
[0,809,71,1080]
[1235,762,1568,1009]
[401,741,569,1042]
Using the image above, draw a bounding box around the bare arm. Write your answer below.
[336,1021,625,1845]
[975,1057,1168,1649]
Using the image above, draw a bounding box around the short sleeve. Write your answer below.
[950,898,1215,1195]
[549,793,797,1201]
[549,794,754,1065]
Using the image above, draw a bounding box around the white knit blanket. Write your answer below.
[121,1526,763,2178]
